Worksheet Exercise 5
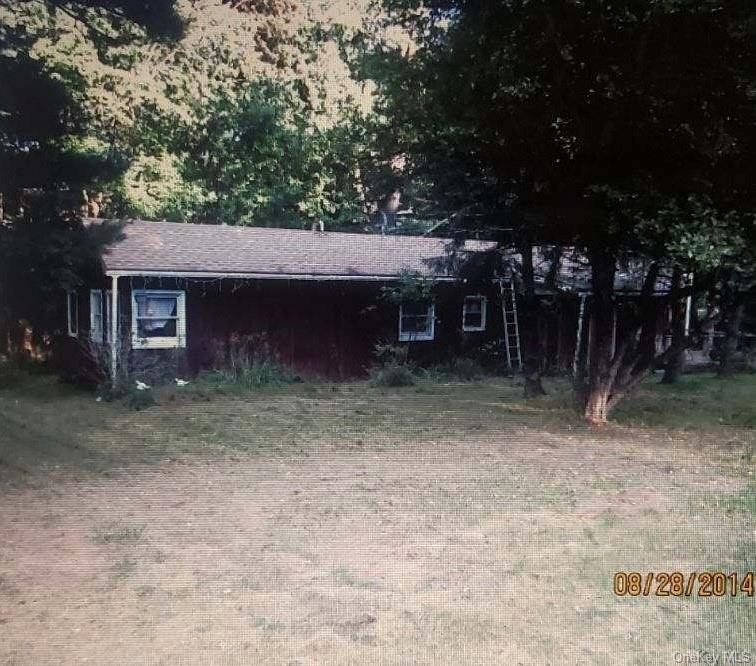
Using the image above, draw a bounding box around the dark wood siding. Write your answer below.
[108,277,506,380]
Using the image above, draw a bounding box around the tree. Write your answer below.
[0,203,122,355]
[0,49,125,217]
[175,81,369,228]
[0,8,128,352]
[374,0,756,423]
[40,0,185,42]
[2,0,387,221]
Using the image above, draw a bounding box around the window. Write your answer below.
[399,301,435,341]
[67,291,78,337]
[462,295,487,332]
[105,291,113,343]
[90,290,113,343]
[131,290,186,349]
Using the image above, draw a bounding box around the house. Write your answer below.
[60,219,503,382]
[60,219,724,385]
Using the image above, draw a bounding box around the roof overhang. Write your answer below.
[105,270,459,282]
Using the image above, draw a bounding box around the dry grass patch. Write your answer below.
[0,372,753,664]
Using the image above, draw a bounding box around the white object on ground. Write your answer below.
[135,381,150,391]
[174,378,189,387]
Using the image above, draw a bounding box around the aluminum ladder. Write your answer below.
[500,279,522,371]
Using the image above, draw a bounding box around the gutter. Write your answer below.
[105,270,459,282]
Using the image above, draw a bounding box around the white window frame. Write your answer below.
[90,289,113,344]
[462,295,487,332]
[131,289,186,349]
[398,301,435,342]
[66,290,79,337]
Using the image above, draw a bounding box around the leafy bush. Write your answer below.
[123,387,156,411]
[373,343,409,366]
[446,357,485,381]
[205,359,292,391]
[380,271,436,305]
[0,360,22,389]
[469,338,509,371]
[422,357,487,382]
[96,379,155,410]
[198,334,293,391]
[369,363,416,387]
[369,342,416,386]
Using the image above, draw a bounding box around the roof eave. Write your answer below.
[104,269,460,282]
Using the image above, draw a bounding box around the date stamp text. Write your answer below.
[613,571,755,597]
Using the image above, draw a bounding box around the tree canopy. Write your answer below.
[373,0,755,239]
[1,0,397,226]
[368,0,756,421]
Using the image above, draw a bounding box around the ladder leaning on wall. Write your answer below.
[499,278,522,371]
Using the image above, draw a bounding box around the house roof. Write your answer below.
[95,219,497,280]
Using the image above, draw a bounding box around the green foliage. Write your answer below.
[0,52,127,214]
[374,0,756,418]
[194,334,294,392]
[373,343,409,366]
[442,357,485,382]
[174,80,369,227]
[2,0,384,224]
[420,357,488,382]
[96,379,156,411]
[96,380,128,403]
[380,270,436,304]
[0,208,123,336]
[123,388,156,411]
[369,342,416,386]
[374,0,756,253]
[0,360,23,390]
[369,363,416,387]
[203,359,294,392]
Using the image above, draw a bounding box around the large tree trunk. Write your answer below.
[518,242,547,397]
[572,294,589,401]
[582,254,667,425]
[583,249,617,425]
[661,267,687,384]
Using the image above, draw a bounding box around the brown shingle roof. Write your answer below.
[98,219,497,279]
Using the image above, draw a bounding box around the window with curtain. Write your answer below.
[131,290,186,348]
[462,295,487,331]
[399,302,435,341]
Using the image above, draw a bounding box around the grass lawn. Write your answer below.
[0,371,754,665]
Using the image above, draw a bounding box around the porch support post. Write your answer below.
[684,296,692,337]
[110,273,119,383]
